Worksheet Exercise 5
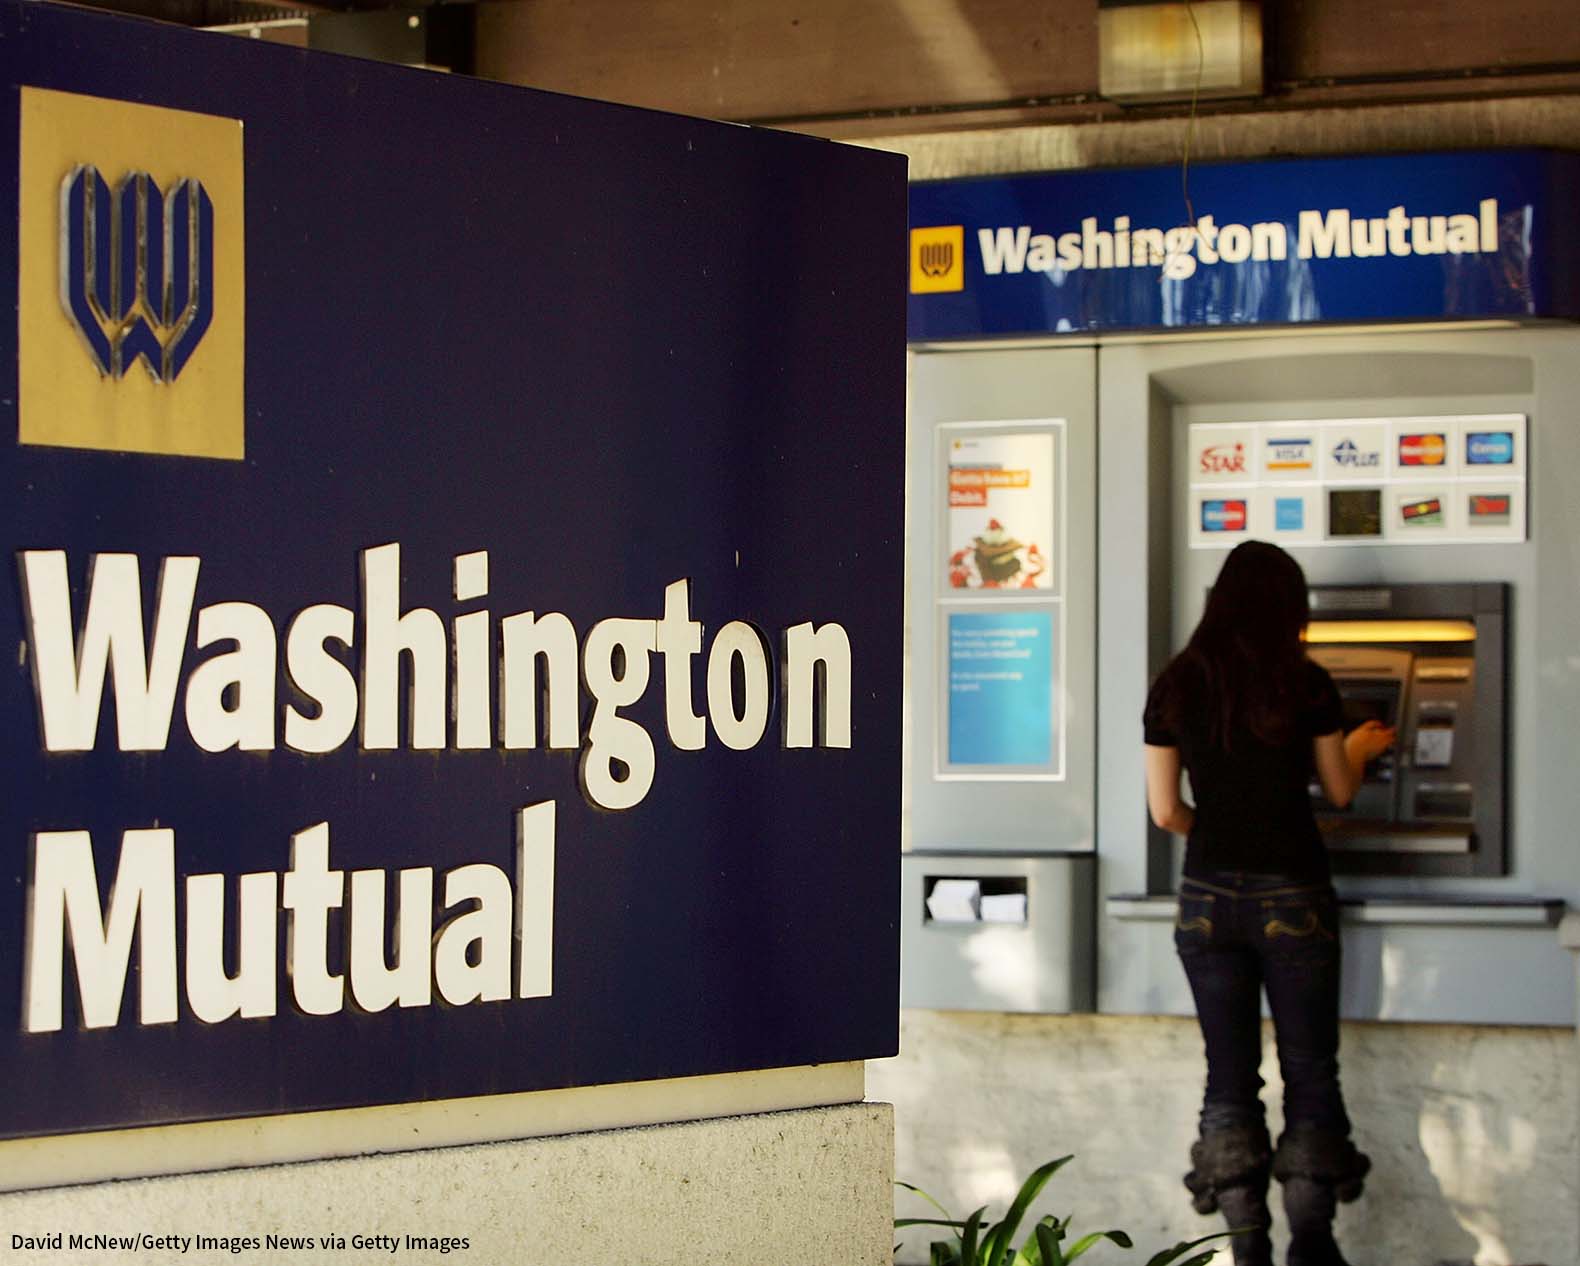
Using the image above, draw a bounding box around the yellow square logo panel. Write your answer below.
[910,224,964,294]
[19,87,245,459]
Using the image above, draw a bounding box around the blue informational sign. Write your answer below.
[1,3,905,1138]
[908,149,1580,340]
[947,611,1055,767]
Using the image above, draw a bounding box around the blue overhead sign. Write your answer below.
[908,150,1580,340]
[2,2,904,1138]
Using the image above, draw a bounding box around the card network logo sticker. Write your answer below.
[1465,431,1515,465]
[1265,438,1313,472]
[1198,443,1248,475]
[1468,493,1512,525]
[1200,499,1248,532]
[1398,433,1447,466]
[1274,497,1305,531]
[910,225,965,294]
[19,87,245,459]
[1331,438,1381,470]
[1399,496,1444,525]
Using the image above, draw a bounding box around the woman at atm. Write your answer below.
[1142,540,1395,1266]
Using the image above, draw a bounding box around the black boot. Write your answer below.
[1183,1125,1274,1266]
[1272,1127,1370,1266]
[1215,1184,1273,1266]
[1282,1177,1346,1266]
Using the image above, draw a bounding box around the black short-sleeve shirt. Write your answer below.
[1143,658,1344,879]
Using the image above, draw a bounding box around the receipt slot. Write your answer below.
[1305,583,1508,876]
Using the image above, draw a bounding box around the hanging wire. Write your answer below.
[1161,0,1210,288]
[1179,0,1206,230]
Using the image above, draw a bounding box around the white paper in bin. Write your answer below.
[980,893,1028,924]
[926,878,981,923]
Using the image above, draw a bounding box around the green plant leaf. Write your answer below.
[1065,1229,1134,1261]
[1144,1231,1234,1266]
[1035,1221,1065,1266]
[930,1239,966,1266]
[978,1156,1074,1266]
[960,1206,990,1266]
[897,1219,970,1230]
[897,1180,961,1227]
[1009,1216,1063,1266]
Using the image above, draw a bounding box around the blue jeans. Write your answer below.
[1175,870,1350,1138]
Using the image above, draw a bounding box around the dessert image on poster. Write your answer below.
[945,431,1056,591]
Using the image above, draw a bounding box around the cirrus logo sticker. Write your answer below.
[1465,431,1515,465]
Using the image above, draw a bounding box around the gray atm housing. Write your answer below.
[1306,582,1508,877]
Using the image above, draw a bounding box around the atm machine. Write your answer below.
[1304,582,1507,877]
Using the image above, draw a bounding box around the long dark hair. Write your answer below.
[1153,540,1313,749]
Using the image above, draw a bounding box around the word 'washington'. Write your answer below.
[979,197,1501,280]
[19,543,852,810]
[23,808,554,1033]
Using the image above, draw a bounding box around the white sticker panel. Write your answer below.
[1457,414,1525,479]
[1321,421,1389,483]
[1187,415,1528,549]
[1461,482,1525,542]
[1254,485,1321,544]
[1190,489,1253,547]
[1188,424,1257,485]
[1385,485,1455,540]
[1390,418,1455,481]
[1259,423,1321,482]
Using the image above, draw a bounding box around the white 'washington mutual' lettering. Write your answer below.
[977,198,1500,281]
[18,543,854,811]
[22,804,556,1032]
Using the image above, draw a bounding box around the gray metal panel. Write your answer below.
[906,347,1098,853]
[1105,897,1574,1023]
[901,853,1095,1013]
[1096,326,1580,1026]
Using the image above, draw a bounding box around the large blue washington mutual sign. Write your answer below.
[1,3,905,1137]
[908,149,1580,339]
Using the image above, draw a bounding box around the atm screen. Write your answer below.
[1333,679,1399,779]
[1340,690,1396,730]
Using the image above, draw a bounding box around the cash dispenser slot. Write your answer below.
[1304,584,1506,877]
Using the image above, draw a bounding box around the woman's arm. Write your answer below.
[1144,743,1195,835]
[1312,720,1396,809]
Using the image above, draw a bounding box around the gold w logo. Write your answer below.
[910,225,964,294]
[919,241,954,277]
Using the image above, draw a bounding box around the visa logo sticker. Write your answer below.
[1465,431,1515,465]
[19,87,245,459]
[1200,499,1248,532]
[1331,438,1381,469]
[1398,433,1447,466]
[1274,497,1305,531]
[1266,438,1313,472]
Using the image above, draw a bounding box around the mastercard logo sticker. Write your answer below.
[1398,433,1447,466]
